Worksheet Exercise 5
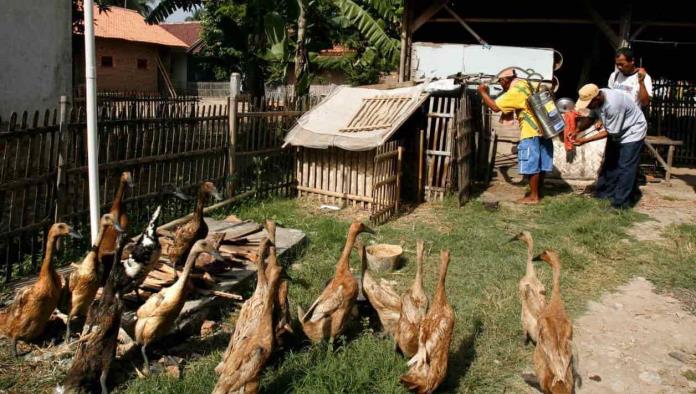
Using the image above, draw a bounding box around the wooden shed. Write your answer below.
[284,82,475,223]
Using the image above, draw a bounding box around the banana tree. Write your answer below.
[330,0,401,65]
[146,0,402,92]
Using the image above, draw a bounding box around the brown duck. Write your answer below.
[533,250,574,394]
[135,239,222,373]
[395,239,429,358]
[359,242,401,337]
[510,231,546,344]
[298,221,373,343]
[98,171,133,285]
[213,239,282,394]
[263,220,293,345]
[0,223,80,356]
[215,238,272,376]
[167,181,222,267]
[59,232,128,394]
[66,213,123,341]
[401,250,455,394]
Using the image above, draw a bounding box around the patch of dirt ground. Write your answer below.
[628,167,696,242]
[574,277,696,393]
[481,167,696,242]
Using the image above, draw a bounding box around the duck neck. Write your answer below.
[525,237,534,276]
[193,189,207,220]
[432,255,450,305]
[146,206,161,236]
[256,239,270,286]
[359,246,367,284]
[415,254,424,288]
[112,178,127,213]
[102,260,121,301]
[175,249,198,290]
[85,223,108,269]
[266,246,278,270]
[337,229,359,273]
[89,222,108,253]
[40,233,58,277]
[549,258,562,301]
[263,267,281,316]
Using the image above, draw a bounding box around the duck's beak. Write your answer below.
[126,174,135,188]
[532,254,543,262]
[505,235,519,244]
[173,189,191,201]
[68,228,82,239]
[112,221,124,233]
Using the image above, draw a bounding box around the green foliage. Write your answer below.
[147,0,401,88]
[196,3,246,80]
[146,0,203,23]
[330,0,400,64]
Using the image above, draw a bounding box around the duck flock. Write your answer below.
[0,171,576,394]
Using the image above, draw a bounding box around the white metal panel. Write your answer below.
[411,43,465,81]
[412,42,554,81]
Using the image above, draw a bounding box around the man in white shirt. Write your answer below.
[608,47,652,107]
[573,84,647,209]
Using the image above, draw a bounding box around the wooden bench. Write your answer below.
[644,136,683,184]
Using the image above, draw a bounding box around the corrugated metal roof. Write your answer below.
[284,84,430,151]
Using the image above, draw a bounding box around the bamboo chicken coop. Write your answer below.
[284,82,475,224]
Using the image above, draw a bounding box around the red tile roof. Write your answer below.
[160,22,202,48]
[319,44,357,57]
[93,6,188,48]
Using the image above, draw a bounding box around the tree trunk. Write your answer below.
[246,20,267,99]
[294,0,309,97]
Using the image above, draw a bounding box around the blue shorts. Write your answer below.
[518,136,553,175]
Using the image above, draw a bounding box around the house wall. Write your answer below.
[95,38,160,93]
[0,0,72,116]
[171,51,188,91]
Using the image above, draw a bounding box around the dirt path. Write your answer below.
[627,168,696,242]
[574,277,696,393]
[482,167,696,242]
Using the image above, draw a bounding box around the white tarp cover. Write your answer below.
[283,84,430,151]
[411,43,554,81]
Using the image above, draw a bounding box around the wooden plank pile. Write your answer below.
[122,215,303,302]
[118,215,305,337]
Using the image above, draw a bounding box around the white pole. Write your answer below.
[83,0,101,243]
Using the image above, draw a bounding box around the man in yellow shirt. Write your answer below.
[477,68,552,204]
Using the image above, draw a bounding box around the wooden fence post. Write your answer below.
[227,72,241,197]
[55,95,70,222]
[418,129,424,203]
[396,146,403,213]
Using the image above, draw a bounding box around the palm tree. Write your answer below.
[331,0,401,64]
[146,0,203,23]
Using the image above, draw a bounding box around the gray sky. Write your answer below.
[166,7,194,22]
[149,0,194,22]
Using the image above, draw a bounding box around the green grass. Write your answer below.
[3,194,696,393]
[683,369,696,382]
